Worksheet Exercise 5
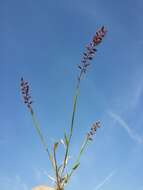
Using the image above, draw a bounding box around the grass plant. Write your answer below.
[20,26,107,190]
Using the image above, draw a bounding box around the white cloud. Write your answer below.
[108,111,143,144]
[94,170,115,190]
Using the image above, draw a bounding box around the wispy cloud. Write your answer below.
[108,111,143,144]
[15,175,28,190]
[34,168,43,181]
[34,168,50,180]
[33,168,56,188]
[0,175,29,190]
[94,170,115,190]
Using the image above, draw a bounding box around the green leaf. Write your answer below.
[54,142,59,152]
[64,133,69,146]
[72,162,80,170]
[49,152,55,168]
[64,173,69,183]
[65,155,70,165]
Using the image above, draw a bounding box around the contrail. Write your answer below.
[94,170,115,190]
[108,111,143,144]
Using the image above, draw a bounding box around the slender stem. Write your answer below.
[53,146,60,190]
[61,70,84,175]
[77,136,89,163]
[30,112,52,163]
[68,136,89,181]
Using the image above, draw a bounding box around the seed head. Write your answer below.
[20,77,33,114]
[78,26,107,77]
[87,121,101,141]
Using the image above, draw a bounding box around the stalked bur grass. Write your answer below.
[20,26,107,190]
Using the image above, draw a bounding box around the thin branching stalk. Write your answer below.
[31,113,50,155]
[20,26,107,190]
[31,112,57,171]
[20,78,55,169]
[61,66,84,176]
[61,86,79,175]
[61,26,107,177]
[53,143,61,190]
[67,136,89,182]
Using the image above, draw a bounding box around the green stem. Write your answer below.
[53,146,60,190]
[77,137,89,163]
[30,112,52,164]
[61,70,83,175]
[68,136,89,180]
[61,89,79,174]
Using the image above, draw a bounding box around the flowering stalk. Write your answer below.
[61,26,107,176]
[20,26,107,190]
[65,122,101,183]
[20,78,54,168]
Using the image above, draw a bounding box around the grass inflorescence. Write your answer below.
[20,26,107,190]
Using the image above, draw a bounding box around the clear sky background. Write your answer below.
[0,0,143,189]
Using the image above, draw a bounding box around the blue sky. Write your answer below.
[0,0,143,189]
